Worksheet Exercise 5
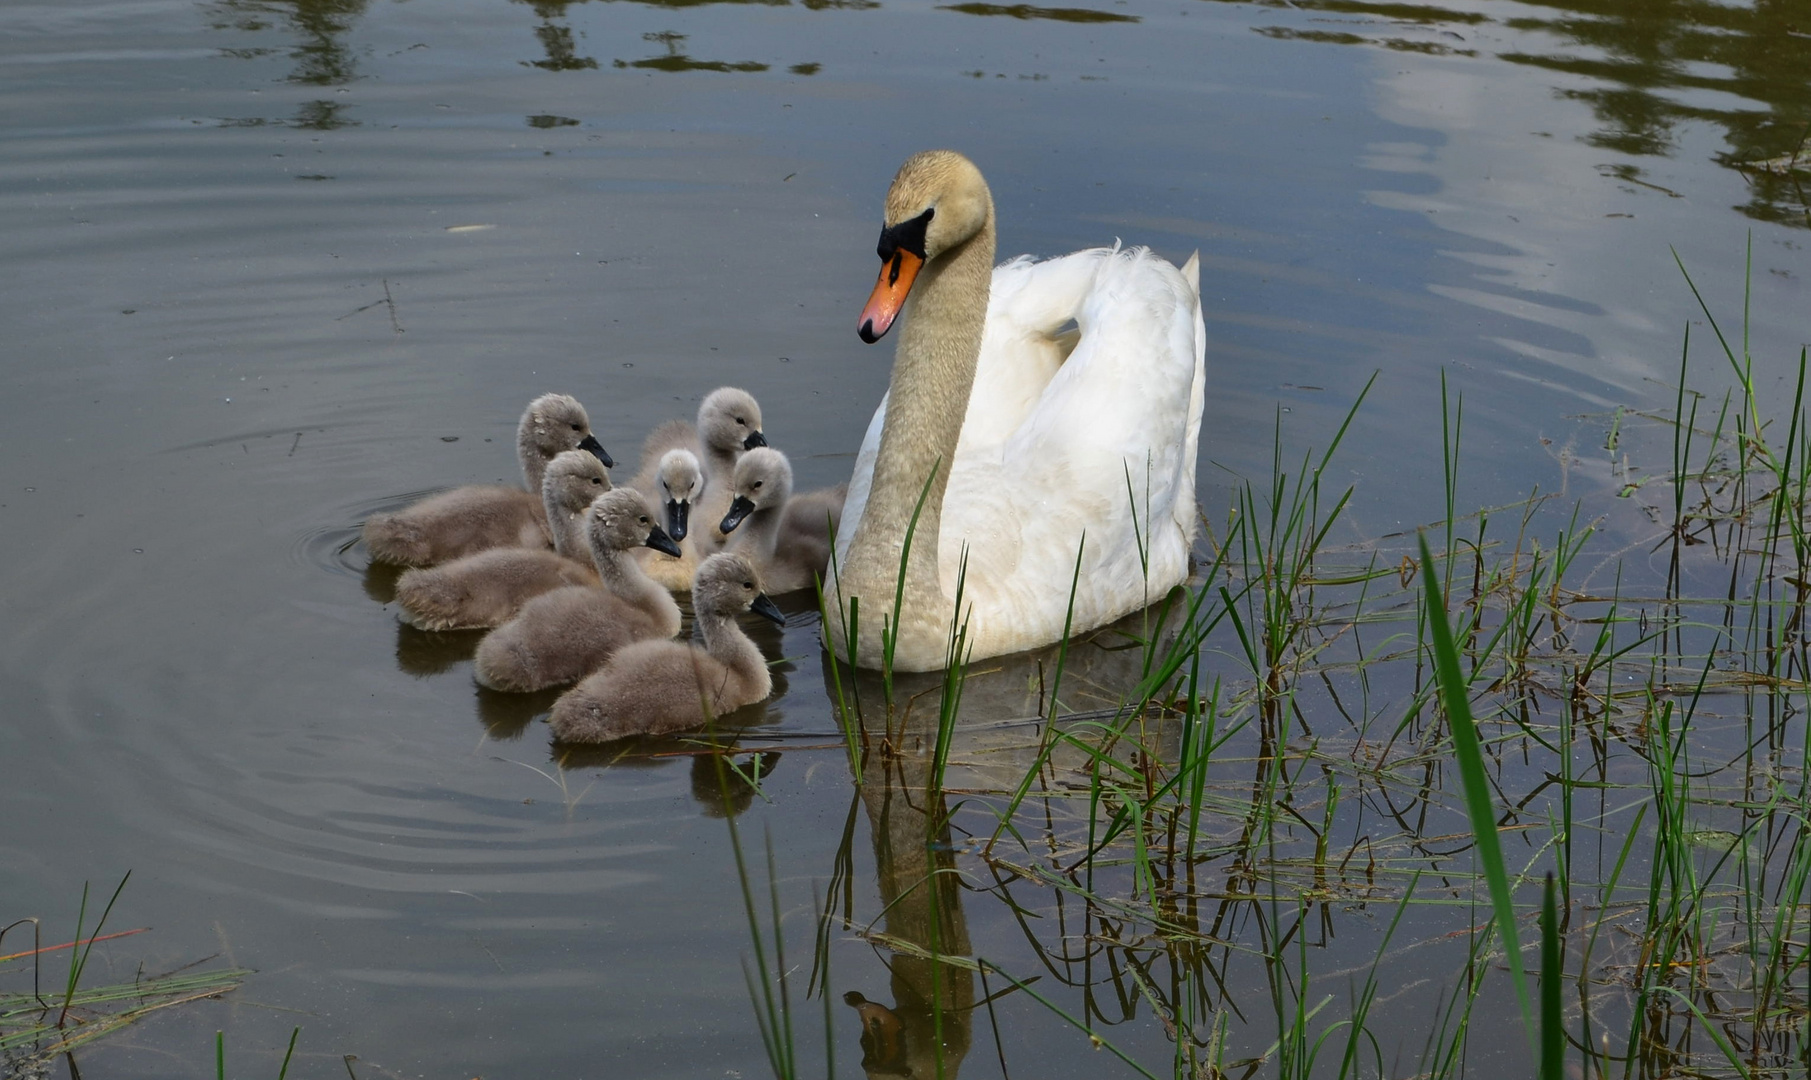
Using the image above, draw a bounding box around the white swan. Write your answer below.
[829,150,1205,672]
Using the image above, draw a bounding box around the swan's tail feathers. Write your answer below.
[364,514,432,567]
[394,569,475,631]
[474,631,526,692]
[1181,251,1201,295]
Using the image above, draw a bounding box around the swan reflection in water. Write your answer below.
[826,594,1188,1078]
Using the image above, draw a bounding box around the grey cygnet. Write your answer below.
[548,552,785,743]
[363,394,613,566]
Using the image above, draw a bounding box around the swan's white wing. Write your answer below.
[942,246,1204,646]
[958,251,1113,455]
[831,390,887,573]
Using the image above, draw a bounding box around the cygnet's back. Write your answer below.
[549,553,785,742]
[364,394,614,566]
[473,489,684,693]
[391,451,612,631]
[718,447,847,595]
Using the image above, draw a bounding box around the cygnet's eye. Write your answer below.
[742,581,754,590]
[752,481,763,490]
[639,515,650,525]
[735,417,746,426]
[591,477,603,485]
[570,423,582,431]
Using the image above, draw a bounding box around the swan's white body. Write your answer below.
[831,167,1204,673]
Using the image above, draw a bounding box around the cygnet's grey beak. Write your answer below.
[644,524,683,559]
[742,430,768,451]
[750,593,786,626]
[720,495,756,534]
[577,434,615,469]
[665,499,690,541]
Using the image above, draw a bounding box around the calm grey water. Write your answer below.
[1,0,1806,1075]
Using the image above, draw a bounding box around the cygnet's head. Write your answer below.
[697,387,766,455]
[522,393,614,468]
[692,553,786,626]
[543,449,614,514]
[858,150,994,344]
[656,448,705,541]
[585,488,682,560]
[719,447,793,535]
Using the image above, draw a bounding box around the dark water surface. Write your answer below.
[1,0,1806,1075]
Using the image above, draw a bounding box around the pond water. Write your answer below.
[1,0,1807,1077]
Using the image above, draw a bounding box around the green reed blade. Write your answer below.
[1539,873,1561,1080]
[1418,532,1532,1047]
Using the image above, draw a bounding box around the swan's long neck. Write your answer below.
[550,508,585,559]
[698,607,772,699]
[595,540,669,617]
[838,212,994,657]
[519,428,548,492]
[728,506,779,562]
[704,444,739,497]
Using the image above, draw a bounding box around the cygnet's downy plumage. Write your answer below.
[391,451,612,631]
[473,489,684,693]
[548,553,785,743]
[718,447,847,595]
[631,449,708,591]
[628,387,767,581]
[364,394,614,567]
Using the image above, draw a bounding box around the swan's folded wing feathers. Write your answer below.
[984,247,1200,632]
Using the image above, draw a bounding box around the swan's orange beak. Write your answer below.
[858,251,923,343]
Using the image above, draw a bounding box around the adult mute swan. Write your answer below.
[829,150,1205,672]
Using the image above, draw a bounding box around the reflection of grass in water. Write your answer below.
[751,261,1811,1079]
[2,875,250,1074]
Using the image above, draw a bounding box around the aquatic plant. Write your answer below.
[731,255,1811,1079]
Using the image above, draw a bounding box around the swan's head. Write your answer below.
[693,553,786,626]
[586,488,682,560]
[543,449,613,513]
[859,150,993,344]
[698,387,767,455]
[719,447,794,535]
[523,393,614,468]
[656,448,704,541]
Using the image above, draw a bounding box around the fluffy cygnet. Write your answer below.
[473,489,684,693]
[391,452,614,631]
[633,449,708,591]
[364,394,614,567]
[718,447,847,595]
[548,553,785,743]
[629,387,767,565]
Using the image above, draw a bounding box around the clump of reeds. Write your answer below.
[720,251,1808,1080]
